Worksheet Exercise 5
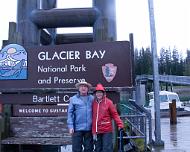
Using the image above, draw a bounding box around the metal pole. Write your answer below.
[148,0,164,146]
[129,33,135,86]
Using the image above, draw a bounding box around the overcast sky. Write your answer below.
[0,0,189,56]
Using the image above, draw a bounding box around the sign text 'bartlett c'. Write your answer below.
[33,94,70,103]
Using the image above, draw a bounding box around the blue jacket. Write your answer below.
[67,94,94,131]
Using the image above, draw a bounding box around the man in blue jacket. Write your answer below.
[67,81,94,152]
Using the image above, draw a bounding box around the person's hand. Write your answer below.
[118,127,124,132]
[69,128,74,135]
[93,134,97,141]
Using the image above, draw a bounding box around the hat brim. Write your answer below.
[94,90,105,93]
[75,82,92,89]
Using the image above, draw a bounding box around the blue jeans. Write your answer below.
[72,131,93,152]
[95,132,113,152]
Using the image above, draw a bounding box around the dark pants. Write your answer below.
[72,131,93,152]
[95,132,113,152]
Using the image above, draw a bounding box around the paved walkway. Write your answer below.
[151,116,190,152]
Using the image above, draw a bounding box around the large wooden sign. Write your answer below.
[0,41,132,91]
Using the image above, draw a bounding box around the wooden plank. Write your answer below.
[0,92,120,104]
[2,40,9,48]
[15,32,22,44]
[0,41,132,90]
[10,117,69,138]
[8,22,17,43]
[1,137,71,145]
[0,93,75,104]
[40,29,52,45]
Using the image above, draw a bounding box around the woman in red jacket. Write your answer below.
[92,83,124,152]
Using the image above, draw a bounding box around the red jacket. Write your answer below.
[92,96,124,134]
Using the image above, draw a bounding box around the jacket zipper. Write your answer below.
[86,98,88,129]
[95,102,100,133]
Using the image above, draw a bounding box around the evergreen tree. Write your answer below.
[134,48,141,75]
[143,47,152,74]
[184,49,190,76]
[134,47,152,75]
[171,47,180,75]
[159,47,167,74]
[135,47,187,76]
[165,48,172,75]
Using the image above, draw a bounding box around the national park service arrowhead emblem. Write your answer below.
[102,63,117,82]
